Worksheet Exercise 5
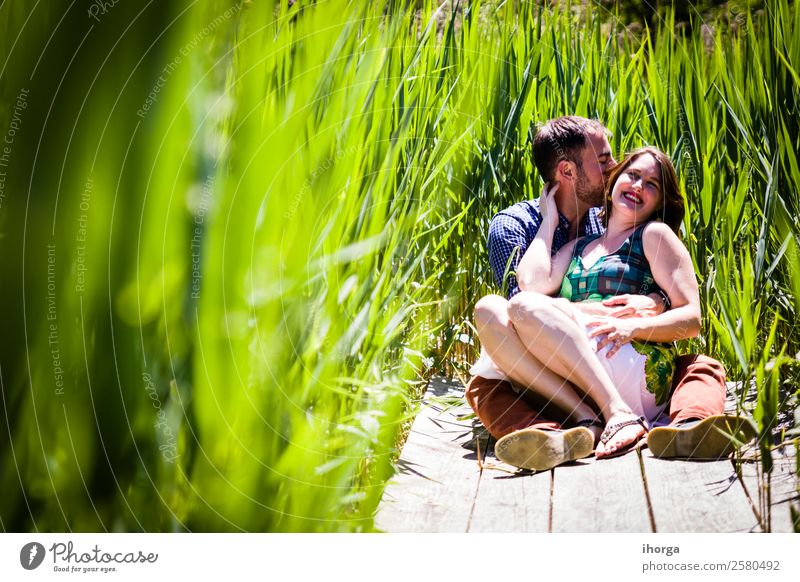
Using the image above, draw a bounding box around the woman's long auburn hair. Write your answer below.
[602,147,685,234]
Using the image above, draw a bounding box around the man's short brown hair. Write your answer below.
[532,116,608,182]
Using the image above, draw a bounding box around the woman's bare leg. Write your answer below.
[474,294,597,424]
[506,291,647,456]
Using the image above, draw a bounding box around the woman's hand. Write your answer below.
[539,182,559,229]
[586,317,641,358]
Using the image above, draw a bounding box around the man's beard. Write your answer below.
[574,170,604,207]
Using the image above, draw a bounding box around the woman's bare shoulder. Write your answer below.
[641,222,689,267]
[641,221,681,247]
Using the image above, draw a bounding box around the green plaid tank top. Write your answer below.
[559,224,659,301]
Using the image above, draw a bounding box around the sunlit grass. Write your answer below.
[0,0,797,532]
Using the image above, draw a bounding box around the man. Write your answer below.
[466,116,754,471]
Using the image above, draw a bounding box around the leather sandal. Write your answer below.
[597,415,648,459]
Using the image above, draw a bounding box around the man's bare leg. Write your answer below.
[506,291,647,457]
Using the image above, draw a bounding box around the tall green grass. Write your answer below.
[0,0,797,532]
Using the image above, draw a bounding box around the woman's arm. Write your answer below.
[587,222,701,355]
[518,238,577,295]
[516,183,576,294]
[637,221,701,340]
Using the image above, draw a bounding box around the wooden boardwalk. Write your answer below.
[375,377,799,533]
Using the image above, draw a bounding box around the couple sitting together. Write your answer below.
[466,116,756,471]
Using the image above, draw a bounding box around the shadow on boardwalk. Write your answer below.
[376,377,799,533]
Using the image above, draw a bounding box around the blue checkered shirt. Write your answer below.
[488,199,604,298]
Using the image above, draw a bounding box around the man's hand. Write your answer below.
[601,293,665,318]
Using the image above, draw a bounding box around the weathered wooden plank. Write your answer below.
[468,448,551,533]
[551,451,652,532]
[377,377,779,534]
[725,381,751,410]
[738,447,799,533]
[374,378,482,533]
[641,448,757,532]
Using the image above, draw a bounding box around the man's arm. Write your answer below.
[571,293,667,318]
[487,212,535,298]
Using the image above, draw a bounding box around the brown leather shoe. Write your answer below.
[647,415,757,459]
[494,426,594,471]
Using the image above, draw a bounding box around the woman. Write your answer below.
[504,147,700,459]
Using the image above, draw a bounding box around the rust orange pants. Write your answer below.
[465,355,726,439]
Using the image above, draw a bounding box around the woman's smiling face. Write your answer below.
[610,153,663,225]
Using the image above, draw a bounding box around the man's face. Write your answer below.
[573,130,615,206]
